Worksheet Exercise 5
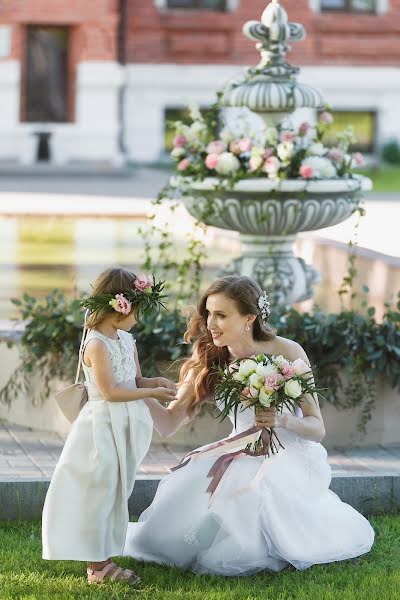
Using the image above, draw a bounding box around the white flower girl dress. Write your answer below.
[124,403,374,575]
[42,330,153,561]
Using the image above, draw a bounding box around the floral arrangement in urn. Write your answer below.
[169,103,365,182]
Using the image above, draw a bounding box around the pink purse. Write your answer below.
[55,310,89,423]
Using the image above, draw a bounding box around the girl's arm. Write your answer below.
[85,339,176,403]
[255,342,326,443]
[134,346,193,438]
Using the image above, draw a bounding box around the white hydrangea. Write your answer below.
[307,142,326,156]
[215,152,241,176]
[301,156,337,179]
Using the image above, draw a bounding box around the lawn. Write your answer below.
[0,516,399,600]
[359,166,400,193]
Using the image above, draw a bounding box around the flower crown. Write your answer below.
[258,290,271,323]
[81,273,166,317]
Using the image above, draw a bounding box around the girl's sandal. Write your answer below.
[87,561,141,585]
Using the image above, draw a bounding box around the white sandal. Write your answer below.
[87,561,141,585]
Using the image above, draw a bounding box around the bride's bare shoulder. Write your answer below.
[267,335,307,361]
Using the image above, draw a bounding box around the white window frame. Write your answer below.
[308,0,389,14]
[154,0,240,12]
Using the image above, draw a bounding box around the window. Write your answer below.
[324,111,376,153]
[166,0,227,10]
[24,26,69,122]
[320,0,375,11]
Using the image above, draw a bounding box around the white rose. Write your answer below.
[307,142,326,156]
[238,358,258,378]
[274,355,289,368]
[249,372,264,390]
[171,147,186,159]
[277,141,294,162]
[259,387,272,407]
[256,362,278,378]
[300,156,337,179]
[284,379,302,399]
[215,152,241,176]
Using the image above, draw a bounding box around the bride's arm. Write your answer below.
[255,341,326,443]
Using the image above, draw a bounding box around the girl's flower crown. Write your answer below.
[258,291,271,323]
[81,273,166,317]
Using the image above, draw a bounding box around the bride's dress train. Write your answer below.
[124,404,374,576]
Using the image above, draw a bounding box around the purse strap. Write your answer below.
[75,309,90,384]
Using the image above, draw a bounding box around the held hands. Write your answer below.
[151,377,178,403]
[254,407,284,429]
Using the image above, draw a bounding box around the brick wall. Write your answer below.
[125,0,400,66]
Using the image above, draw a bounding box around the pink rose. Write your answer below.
[205,153,219,170]
[328,147,344,162]
[229,139,242,155]
[113,293,132,315]
[177,158,190,172]
[263,147,275,159]
[249,155,263,172]
[299,165,314,179]
[298,121,311,136]
[280,131,296,143]
[134,273,153,292]
[319,111,333,125]
[353,152,365,167]
[239,137,252,153]
[173,134,186,148]
[265,373,284,390]
[280,365,296,380]
[292,358,310,376]
[206,140,226,155]
[263,156,281,175]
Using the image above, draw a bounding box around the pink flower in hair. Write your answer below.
[109,293,132,315]
[134,273,153,292]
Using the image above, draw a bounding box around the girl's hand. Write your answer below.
[150,387,178,403]
[155,377,177,393]
[254,407,284,429]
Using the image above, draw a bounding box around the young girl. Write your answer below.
[42,267,177,585]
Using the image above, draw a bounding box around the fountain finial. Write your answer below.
[220,0,325,121]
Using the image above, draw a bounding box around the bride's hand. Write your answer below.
[155,377,177,393]
[254,407,283,429]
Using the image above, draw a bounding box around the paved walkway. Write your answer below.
[1,421,399,481]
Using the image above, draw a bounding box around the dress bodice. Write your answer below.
[82,329,137,386]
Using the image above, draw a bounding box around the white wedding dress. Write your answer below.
[124,402,374,576]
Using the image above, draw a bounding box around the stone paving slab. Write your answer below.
[0,421,399,481]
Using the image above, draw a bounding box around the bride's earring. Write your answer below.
[245,323,250,332]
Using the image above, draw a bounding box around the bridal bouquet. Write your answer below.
[215,354,323,456]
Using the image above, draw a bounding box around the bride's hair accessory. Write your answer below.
[81,273,166,316]
[258,290,271,323]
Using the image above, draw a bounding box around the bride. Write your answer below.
[124,275,374,575]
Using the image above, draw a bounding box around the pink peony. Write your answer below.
[319,111,333,125]
[134,273,153,292]
[328,147,344,162]
[353,152,365,167]
[292,358,310,376]
[205,153,219,170]
[299,164,314,179]
[173,134,187,148]
[111,293,132,315]
[265,373,284,390]
[206,140,226,155]
[229,139,242,155]
[263,156,281,175]
[280,365,296,380]
[298,121,311,136]
[177,158,190,171]
[280,131,296,143]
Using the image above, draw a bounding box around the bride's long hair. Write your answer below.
[180,275,276,417]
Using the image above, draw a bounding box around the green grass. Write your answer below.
[0,516,399,599]
[359,166,400,192]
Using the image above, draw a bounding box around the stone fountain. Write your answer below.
[174,0,371,306]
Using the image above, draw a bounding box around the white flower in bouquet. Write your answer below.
[249,372,264,390]
[188,102,203,122]
[259,387,273,407]
[233,371,246,382]
[238,358,258,378]
[284,379,303,399]
[307,142,326,157]
[277,141,294,162]
[274,355,290,369]
[215,152,241,176]
[300,156,337,179]
[171,147,186,160]
[292,358,310,376]
[256,362,278,378]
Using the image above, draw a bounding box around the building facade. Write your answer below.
[0,0,399,165]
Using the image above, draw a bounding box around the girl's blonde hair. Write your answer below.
[86,267,137,329]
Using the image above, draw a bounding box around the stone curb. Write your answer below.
[0,475,398,521]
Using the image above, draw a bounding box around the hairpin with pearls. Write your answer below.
[258,291,271,323]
